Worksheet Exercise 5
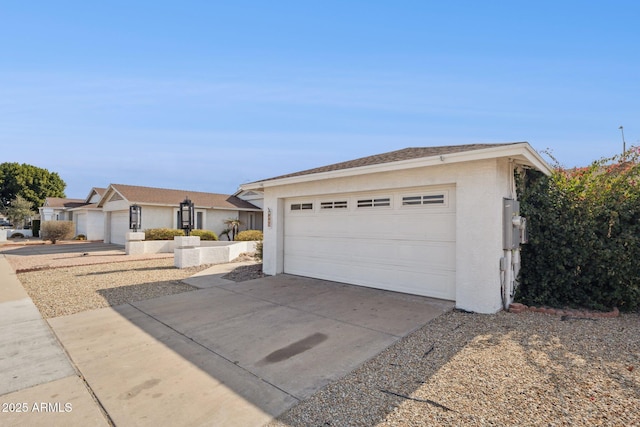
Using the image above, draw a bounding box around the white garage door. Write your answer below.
[109,211,129,245]
[284,186,456,300]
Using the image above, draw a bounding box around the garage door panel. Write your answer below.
[287,213,455,242]
[285,236,455,270]
[110,212,128,245]
[284,186,456,301]
[285,255,455,300]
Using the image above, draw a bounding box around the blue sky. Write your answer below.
[1,1,638,198]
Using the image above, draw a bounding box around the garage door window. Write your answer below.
[291,203,313,211]
[320,201,348,210]
[357,197,391,208]
[402,193,446,207]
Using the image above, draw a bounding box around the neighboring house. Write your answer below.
[40,188,107,240]
[98,184,263,245]
[69,187,107,240]
[40,198,85,222]
[240,142,552,314]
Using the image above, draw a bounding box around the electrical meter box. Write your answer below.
[503,198,527,250]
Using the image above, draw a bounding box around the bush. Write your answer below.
[517,149,640,312]
[9,232,24,239]
[255,241,263,261]
[191,229,218,241]
[41,221,75,244]
[235,230,263,241]
[32,219,41,237]
[75,234,86,240]
[145,228,185,240]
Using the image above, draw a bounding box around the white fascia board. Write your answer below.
[242,143,553,190]
[210,206,262,212]
[67,207,99,212]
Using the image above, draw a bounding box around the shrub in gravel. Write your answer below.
[235,230,263,241]
[145,228,185,240]
[41,221,74,244]
[191,229,218,241]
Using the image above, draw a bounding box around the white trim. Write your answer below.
[241,143,552,191]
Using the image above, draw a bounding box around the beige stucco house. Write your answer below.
[240,143,551,314]
[98,184,263,245]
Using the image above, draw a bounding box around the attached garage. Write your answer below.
[108,211,129,245]
[241,143,552,314]
[284,186,456,300]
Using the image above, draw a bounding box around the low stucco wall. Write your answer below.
[126,240,175,255]
[199,241,257,264]
[126,239,256,255]
[174,240,258,268]
[5,229,34,238]
[124,235,258,268]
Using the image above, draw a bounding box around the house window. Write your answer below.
[291,203,313,211]
[402,194,446,206]
[320,201,348,210]
[196,211,203,229]
[357,197,391,208]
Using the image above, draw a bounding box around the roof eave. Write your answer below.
[241,143,552,190]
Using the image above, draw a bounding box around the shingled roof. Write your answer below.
[104,184,260,210]
[43,197,87,209]
[256,143,522,182]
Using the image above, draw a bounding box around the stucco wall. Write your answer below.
[238,211,264,232]
[86,210,105,241]
[74,212,87,237]
[261,158,517,314]
[74,211,103,239]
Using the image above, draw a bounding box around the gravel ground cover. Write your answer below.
[222,263,264,282]
[3,243,173,273]
[269,310,640,427]
[17,258,207,318]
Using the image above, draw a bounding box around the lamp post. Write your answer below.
[619,125,626,155]
[179,197,194,236]
[129,204,142,232]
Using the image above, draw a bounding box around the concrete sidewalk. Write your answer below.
[0,255,109,427]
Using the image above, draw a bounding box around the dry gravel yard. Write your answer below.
[270,310,640,427]
[16,258,207,318]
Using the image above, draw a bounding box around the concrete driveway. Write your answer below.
[48,272,453,426]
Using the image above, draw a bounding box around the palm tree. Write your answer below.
[222,218,242,240]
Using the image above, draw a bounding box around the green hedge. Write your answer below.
[145,228,185,240]
[32,219,41,237]
[144,228,219,241]
[235,230,263,241]
[191,229,218,241]
[517,150,640,312]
